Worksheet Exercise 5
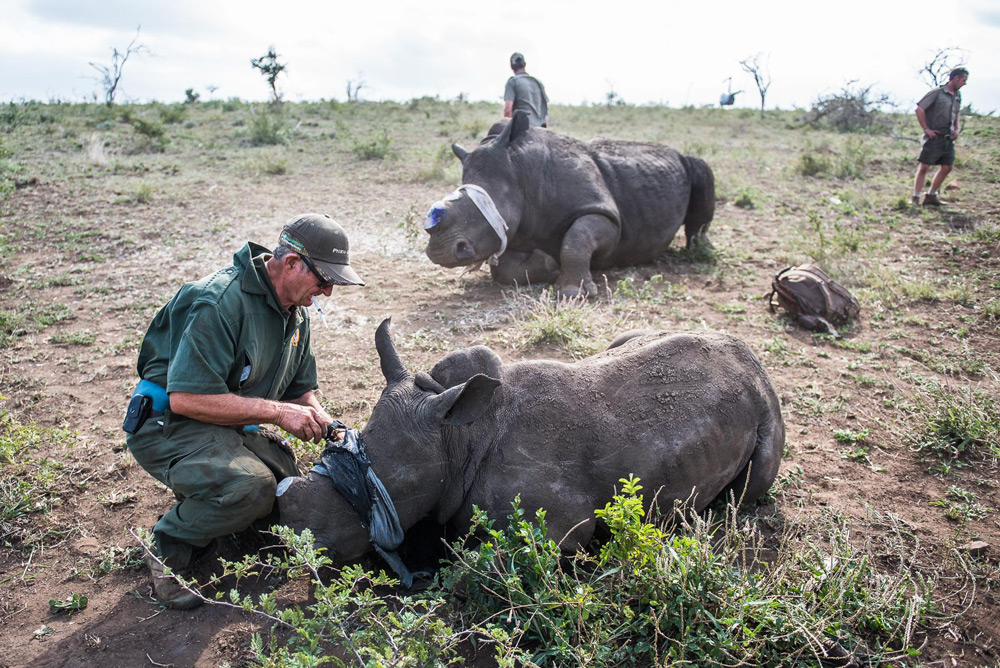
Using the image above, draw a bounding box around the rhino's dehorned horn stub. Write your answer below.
[452,143,469,164]
[375,318,408,384]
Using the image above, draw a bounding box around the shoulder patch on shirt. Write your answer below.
[291,329,300,347]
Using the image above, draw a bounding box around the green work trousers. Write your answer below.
[126,411,298,569]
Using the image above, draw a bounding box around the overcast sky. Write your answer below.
[3,0,999,113]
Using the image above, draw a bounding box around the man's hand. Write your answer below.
[274,403,329,443]
[169,390,336,444]
[925,128,939,139]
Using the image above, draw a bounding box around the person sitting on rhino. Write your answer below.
[124,214,363,609]
[503,51,548,128]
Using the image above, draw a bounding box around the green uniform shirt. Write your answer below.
[136,242,317,402]
[917,84,961,133]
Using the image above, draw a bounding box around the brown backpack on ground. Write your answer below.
[768,264,860,337]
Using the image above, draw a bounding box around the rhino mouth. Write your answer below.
[425,235,484,267]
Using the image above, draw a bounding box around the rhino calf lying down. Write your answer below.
[422,111,715,298]
[278,319,784,565]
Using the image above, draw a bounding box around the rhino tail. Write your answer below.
[680,154,716,249]
[716,410,785,506]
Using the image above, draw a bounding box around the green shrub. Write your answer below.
[158,104,187,124]
[396,203,423,248]
[834,136,869,179]
[250,153,288,175]
[438,480,933,666]
[464,117,487,139]
[150,526,463,667]
[733,187,756,209]
[247,107,288,146]
[415,144,458,182]
[0,140,24,201]
[48,330,97,346]
[509,288,603,357]
[119,109,168,151]
[352,129,392,160]
[1,412,74,543]
[929,486,991,523]
[161,475,934,667]
[796,151,831,177]
[910,388,1000,466]
[613,274,684,304]
[0,303,73,348]
[133,182,153,203]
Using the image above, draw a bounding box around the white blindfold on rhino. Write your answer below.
[424,184,509,265]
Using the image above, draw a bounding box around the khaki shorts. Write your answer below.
[918,134,956,166]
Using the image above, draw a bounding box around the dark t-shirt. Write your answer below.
[504,72,549,126]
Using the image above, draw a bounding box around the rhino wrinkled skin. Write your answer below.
[277,319,784,565]
[424,111,716,298]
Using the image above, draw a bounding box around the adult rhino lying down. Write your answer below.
[422,111,715,298]
[277,319,784,569]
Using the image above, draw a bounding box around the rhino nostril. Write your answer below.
[455,240,474,261]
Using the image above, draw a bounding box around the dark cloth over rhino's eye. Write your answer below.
[424,203,446,230]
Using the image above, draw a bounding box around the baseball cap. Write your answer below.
[510,52,526,69]
[278,213,365,286]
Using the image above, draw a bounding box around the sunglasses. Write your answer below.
[298,254,334,288]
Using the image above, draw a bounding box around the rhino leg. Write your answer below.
[681,154,715,248]
[556,214,618,299]
[490,249,560,287]
[715,411,785,506]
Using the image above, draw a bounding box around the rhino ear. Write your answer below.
[509,110,530,143]
[426,373,501,426]
[430,345,503,389]
[452,143,469,164]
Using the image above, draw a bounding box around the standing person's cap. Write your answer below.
[510,52,526,69]
[279,213,365,286]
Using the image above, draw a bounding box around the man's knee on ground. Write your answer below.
[223,469,278,521]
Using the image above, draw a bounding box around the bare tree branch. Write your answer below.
[918,46,966,88]
[346,73,367,102]
[89,26,147,106]
[739,53,772,120]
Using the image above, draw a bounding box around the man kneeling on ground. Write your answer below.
[125,213,363,609]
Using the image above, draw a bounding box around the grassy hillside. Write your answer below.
[1,99,998,667]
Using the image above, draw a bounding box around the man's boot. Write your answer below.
[922,192,943,206]
[144,548,202,610]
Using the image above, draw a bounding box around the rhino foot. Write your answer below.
[556,276,598,300]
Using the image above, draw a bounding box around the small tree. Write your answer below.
[89,26,147,106]
[918,46,967,88]
[346,73,367,102]
[739,53,772,119]
[250,46,286,104]
[603,80,626,107]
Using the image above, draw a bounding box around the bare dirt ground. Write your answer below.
[1,100,998,667]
